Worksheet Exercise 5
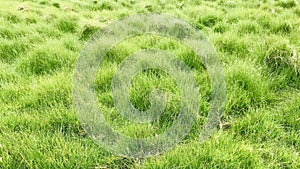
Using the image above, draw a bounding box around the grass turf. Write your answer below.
[0,0,299,168]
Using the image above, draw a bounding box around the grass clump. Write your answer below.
[5,14,21,23]
[0,39,28,63]
[225,61,272,116]
[213,22,229,33]
[232,110,283,143]
[52,2,60,8]
[265,41,299,75]
[86,1,115,11]
[275,94,300,132]
[0,64,18,84]
[39,1,48,5]
[237,21,262,35]
[79,24,99,40]
[271,22,293,34]
[34,24,62,38]
[56,17,78,33]
[17,40,75,75]
[295,7,300,16]
[18,50,64,75]
[198,15,221,28]
[262,38,300,89]
[276,0,298,9]
[0,26,25,39]
[20,73,72,111]
[142,135,264,169]
[214,33,248,57]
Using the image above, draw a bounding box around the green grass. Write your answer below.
[0,0,299,168]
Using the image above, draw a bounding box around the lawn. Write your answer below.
[0,0,299,168]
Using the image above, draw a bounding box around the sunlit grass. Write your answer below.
[0,0,299,168]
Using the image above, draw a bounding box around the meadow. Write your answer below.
[0,0,299,168]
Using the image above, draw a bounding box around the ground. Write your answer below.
[0,0,299,168]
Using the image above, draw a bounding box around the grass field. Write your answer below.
[0,0,300,168]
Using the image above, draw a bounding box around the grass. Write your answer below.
[0,0,299,168]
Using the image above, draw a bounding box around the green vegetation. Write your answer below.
[0,0,299,168]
